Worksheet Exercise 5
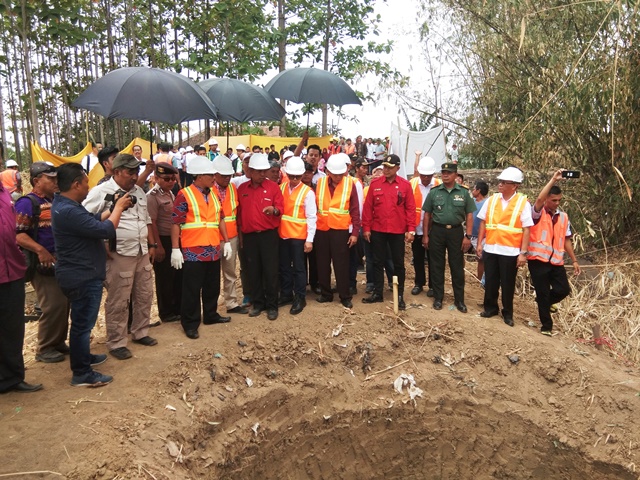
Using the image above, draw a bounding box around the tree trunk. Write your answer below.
[21,0,40,148]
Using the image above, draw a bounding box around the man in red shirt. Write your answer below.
[362,154,416,310]
[237,153,284,320]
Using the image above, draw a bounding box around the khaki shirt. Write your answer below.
[146,184,175,236]
[83,178,152,257]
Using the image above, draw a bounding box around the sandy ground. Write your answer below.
[1,253,640,480]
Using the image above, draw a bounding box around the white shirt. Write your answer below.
[184,153,199,171]
[477,192,533,257]
[84,153,99,174]
[415,178,438,235]
[366,143,375,160]
[312,170,326,188]
[231,175,250,189]
[280,182,317,243]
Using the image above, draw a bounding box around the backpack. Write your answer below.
[19,194,41,282]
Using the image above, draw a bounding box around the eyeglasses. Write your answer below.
[498,180,516,185]
[287,174,302,179]
[158,176,177,182]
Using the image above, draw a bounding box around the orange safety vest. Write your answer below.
[180,185,221,248]
[1,169,19,193]
[485,192,528,248]
[527,209,568,265]
[410,176,441,227]
[279,182,311,240]
[215,183,238,239]
[316,175,353,231]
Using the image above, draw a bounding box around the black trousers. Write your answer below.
[429,225,465,303]
[528,260,571,331]
[307,248,319,288]
[243,229,279,311]
[315,229,351,301]
[181,260,221,332]
[0,278,26,392]
[411,235,433,289]
[279,238,307,299]
[371,231,405,297]
[483,252,518,318]
[154,235,182,320]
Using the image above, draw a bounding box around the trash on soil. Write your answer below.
[508,354,520,364]
[407,331,427,339]
[214,353,223,359]
[206,421,221,425]
[323,415,332,421]
[251,422,260,436]
[393,374,424,403]
[245,377,253,387]
[332,324,343,337]
[165,404,177,411]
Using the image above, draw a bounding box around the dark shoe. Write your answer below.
[278,296,294,307]
[433,300,443,310]
[503,316,514,327]
[455,302,467,313]
[426,289,435,298]
[316,295,333,303]
[203,315,231,325]
[365,285,374,294]
[149,320,162,327]
[227,306,248,314]
[162,314,181,323]
[480,310,499,318]
[110,347,133,360]
[267,309,278,321]
[349,286,357,295]
[398,296,406,310]
[132,336,158,346]
[55,343,70,355]
[362,293,383,304]
[185,329,199,339]
[411,286,423,296]
[248,307,264,317]
[11,381,43,393]
[312,286,322,295]
[341,299,353,309]
[290,298,306,315]
[71,371,112,388]
[90,354,107,367]
[35,350,65,363]
[241,296,251,307]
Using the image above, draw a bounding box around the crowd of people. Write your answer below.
[0,135,581,392]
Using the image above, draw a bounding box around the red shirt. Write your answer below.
[362,175,416,234]
[0,184,27,283]
[237,179,284,234]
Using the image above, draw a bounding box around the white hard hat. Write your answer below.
[187,157,216,175]
[178,147,185,154]
[325,154,348,174]
[249,153,270,170]
[208,138,218,146]
[497,166,524,183]
[211,155,235,175]
[5,159,18,168]
[282,150,294,161]
[284,157,304,175]
[235,143,246,151]
[185,146,194,152]
[417,156,437,175]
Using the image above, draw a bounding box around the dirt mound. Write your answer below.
[2,266,640,480]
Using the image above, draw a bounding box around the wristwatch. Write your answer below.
[519,250,527,256]
[464,234,472,240]
[408,231,415,235]
[148,243,158,248]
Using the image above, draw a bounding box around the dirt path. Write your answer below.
[1,264,639,479]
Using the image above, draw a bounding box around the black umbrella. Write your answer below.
[264,67,362,107]
[199,78,286,123]
[199,78,287,151]
[72,67,218,124]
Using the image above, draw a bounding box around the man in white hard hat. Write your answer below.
[410,155,441,297]
[277,157,317,315]
[207,138,219,161]
[476,167,533,327]
[315,153,360,309]
[237,153,284,320]
[171,157,233,339]
[1,159,22,202]
[211,155,247,315]
[233,144,247,176]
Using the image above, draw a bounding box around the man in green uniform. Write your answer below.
[422,162,476,312]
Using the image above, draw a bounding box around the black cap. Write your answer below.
[382,154,401,167]
[155,162,178,175]
[441,162,458,172]
[30,162,57,178]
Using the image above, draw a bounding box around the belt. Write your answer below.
[433,223,462,229]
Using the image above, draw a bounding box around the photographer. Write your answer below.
[83,154,158,361]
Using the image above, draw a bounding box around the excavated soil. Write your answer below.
[2,255,640,480]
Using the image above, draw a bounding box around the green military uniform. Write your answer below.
[422,163,476,306]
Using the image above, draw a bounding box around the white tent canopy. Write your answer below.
[389,124,447,179]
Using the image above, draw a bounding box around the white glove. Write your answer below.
[223,242,233,260]
[170,248,184,270]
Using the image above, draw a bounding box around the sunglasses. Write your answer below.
[158,176,177,182]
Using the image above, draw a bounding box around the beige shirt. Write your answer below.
[83,178,152,257]
[146,184,175,236]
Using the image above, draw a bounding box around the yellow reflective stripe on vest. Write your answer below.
[486,193,526,234]
[411,177,422,216]
[224,184,237,222]
[181,186,220,230]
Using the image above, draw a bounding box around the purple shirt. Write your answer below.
[0,183,27,284]
[15,193,56,254]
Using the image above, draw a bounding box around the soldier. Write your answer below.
[422,162,476,312]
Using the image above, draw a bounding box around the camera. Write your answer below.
[561,170,581,179]
[104,189,137,206]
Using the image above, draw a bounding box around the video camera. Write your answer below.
[105,188,137,208]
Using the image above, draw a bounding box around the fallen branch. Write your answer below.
[0,471,64,478]
[139,464,158,480]
[364,359,410,381]
[67,398,118,406]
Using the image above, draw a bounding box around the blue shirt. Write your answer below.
[472,197,487,237]
[51,193,116,290]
